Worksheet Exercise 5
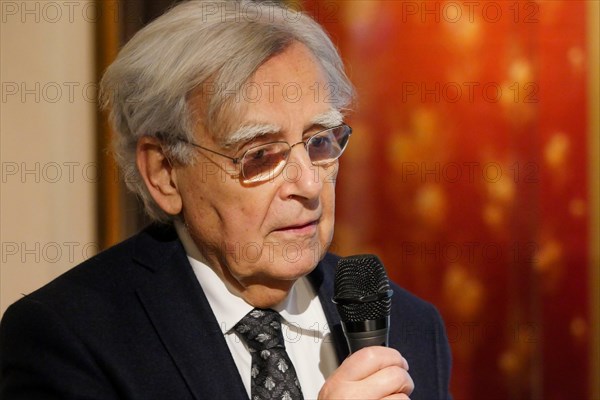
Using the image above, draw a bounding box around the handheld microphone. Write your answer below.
[333,254,393,354]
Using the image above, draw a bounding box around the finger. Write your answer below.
[382,395,410,400]
[337,347,406,381]
[363,365,414,397]
[401,355,410,370]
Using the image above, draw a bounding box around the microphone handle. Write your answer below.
[341,317,390,354]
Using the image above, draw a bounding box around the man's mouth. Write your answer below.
[273,219,319,234]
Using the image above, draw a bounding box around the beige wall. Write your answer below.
[1,0,97,315]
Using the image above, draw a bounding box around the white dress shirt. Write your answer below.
[175,221,339,399]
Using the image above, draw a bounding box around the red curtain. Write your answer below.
[305,1,592,398]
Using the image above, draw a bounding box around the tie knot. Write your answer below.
[234,308,285,351]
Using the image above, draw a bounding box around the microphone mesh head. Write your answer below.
[334,254,392,322]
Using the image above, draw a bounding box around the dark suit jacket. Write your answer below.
[0,224,452,399]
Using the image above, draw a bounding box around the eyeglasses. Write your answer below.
[184,124,352,184]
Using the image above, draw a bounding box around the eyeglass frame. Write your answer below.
[177,124,352,182]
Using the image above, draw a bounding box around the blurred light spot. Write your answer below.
[415,184,446,226]
[498,350,521,376]
[483,203,504,229]
[411,108,438,140]
[482,174,514,230]
[487,177,515,205]
[534,239,564,293]
[570,317,588,342]
[567,46,585,71]
[509,59,533,83]
[501,59,536,125]
[499,338,534,379]
[444,264,484,319]
[344,0,380,33]
[569,198,586,217]
[544,132,570,170]
[534,239,562,272]
[445,18,482,48]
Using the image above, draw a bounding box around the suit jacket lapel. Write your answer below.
[132,225,248,400]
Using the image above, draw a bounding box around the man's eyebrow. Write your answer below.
[224,109,343,147]
[308,109,344,131]
[224,123,281,147]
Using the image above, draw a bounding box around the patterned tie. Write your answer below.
[234,308,304,400]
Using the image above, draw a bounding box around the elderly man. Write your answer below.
[0,1,451,399]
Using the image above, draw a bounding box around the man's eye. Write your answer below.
[311,136,332,148]
[246,146,281,165]
[251,149,266,160]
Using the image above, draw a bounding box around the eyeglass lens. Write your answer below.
[241,125,351,183]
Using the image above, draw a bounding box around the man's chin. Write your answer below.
[278,254,321,280]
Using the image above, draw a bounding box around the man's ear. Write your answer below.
[136,136,183,216]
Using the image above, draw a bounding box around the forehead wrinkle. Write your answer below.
[223,123,281,147]
[309,109,344,130]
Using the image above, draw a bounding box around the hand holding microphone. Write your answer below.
[318,255,414,400]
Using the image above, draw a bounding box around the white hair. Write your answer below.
[100,0,355,221]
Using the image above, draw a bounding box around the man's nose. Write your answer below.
[278,144,324,201]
